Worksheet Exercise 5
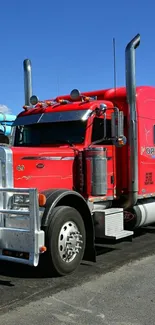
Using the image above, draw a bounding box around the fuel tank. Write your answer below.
[124,198,155,229]
[84,147,107,196]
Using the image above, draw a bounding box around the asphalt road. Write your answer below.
[0,227,155,324]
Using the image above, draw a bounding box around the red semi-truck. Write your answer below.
[0,33,155,276]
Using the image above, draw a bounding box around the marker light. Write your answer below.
[23,105,29,110]
[117,136,127,146]
[113,135,127,147]
[37,102,44,108]
[84,96,90,102]
[30,95,39,106]
[46,101,53,106]
[70,89,81,100]
[58,99,68,104]
[39,246,47,253]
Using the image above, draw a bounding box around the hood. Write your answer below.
[12,146,77,192]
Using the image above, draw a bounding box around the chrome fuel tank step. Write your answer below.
[93,207,133,240]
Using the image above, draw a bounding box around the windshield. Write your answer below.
[14,120,87,147]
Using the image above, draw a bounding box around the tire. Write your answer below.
[44,206,86,276]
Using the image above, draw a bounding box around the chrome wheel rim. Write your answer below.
[58,221,83,263]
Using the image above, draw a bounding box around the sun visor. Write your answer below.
[13,113,43,126]
[13,110,89,126]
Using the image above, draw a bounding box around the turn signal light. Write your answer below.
[39,246,47,253]
[38,193,46,206]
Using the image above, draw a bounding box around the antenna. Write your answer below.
[57,76,60,96]
[113,37,117,105]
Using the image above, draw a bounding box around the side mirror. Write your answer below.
[111,109,126,147]
[111,109,124,138]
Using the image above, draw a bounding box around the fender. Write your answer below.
[41,188,96,263]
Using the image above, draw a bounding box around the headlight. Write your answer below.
[13,194,29,205]
[8,192,46,209]
[8,194,30,208]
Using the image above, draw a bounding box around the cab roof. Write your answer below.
[18,85,155,118]
[18,99,113,118]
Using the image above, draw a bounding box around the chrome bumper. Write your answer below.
[0,187,45,266]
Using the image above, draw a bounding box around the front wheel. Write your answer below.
[45,206,86,276]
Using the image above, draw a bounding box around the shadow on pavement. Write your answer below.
[0,280,14,287]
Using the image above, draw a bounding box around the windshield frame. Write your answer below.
[13,110,90,147]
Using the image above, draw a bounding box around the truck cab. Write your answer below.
[12,92,121,200]
[1,33,154,277]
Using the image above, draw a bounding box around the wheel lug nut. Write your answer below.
[76,240,83,244]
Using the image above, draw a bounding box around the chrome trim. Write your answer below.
[138,194,155,199]
[0,146,13,188]
[21,156,74,161]
[9,126,16,146]
[88,196,114,202]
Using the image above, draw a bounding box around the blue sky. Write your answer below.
[0,0,154,115]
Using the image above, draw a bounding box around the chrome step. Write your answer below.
[94,207,133,240]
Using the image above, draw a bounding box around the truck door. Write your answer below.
[91,116,115,198]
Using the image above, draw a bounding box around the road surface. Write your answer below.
[0,227,155,324]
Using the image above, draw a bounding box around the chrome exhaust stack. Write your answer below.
[23,59,32,106]
[124,33,140,208]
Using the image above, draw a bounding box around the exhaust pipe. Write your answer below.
[23,59,32,106]
[124,33,140,208]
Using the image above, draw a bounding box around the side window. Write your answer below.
[91,117,112,144]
